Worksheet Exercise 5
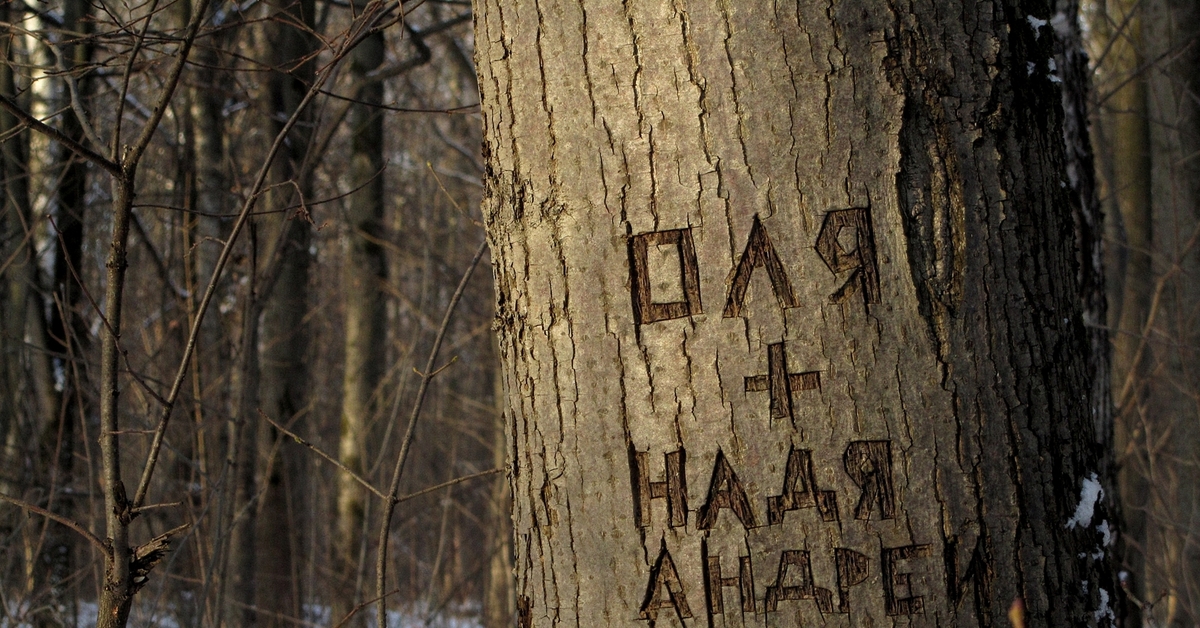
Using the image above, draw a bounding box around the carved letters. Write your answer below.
[630,446,688,529]
[645,543,923,622]
[629,442,923,621]
[640,540,694,622]
[629,207,884,323]
[843,440,897,520]
[629,228,703,324]
[724,215,800,318]
[702,540,755,617]
[745,342,820,425]
[764,550,834,613]
[629,442,895,530]
[767,445,839,525]
[834,548,870,613]
[697,449,757,530]
[618,205,934,622]
[945,533,991,618]
[883,544,933,615]
[815,207,881,309]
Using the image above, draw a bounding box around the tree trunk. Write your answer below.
[483,368,515,628]
[226,2,317,624]
[0,0,33,499]
[1092,1,1155,617]
[1141,0,1200,623]
[335,29,388,628]
[474,0,1117,625]
[35,3,94,621]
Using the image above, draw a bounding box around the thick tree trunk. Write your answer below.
[474,0,1117,626]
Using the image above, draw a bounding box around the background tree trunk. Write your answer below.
[0,0,33,500]
[1093,1,1154,617]
[1140,0,1200,622]
[335,29,388,627]
[1090,0,1200,622]
[226,2,318,624]
[474,0,1117,625]
[34,4,94,622]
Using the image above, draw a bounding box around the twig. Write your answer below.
[1115,219,1200,407]
[0,493,108,555]
[375,238,488,628]
[259,410,387,500]
[397,467,503,505]
[0,94,121,176]
[131,501,183,514]
[333,587,403,628]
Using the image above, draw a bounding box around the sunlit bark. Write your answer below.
[475,0,1118,625]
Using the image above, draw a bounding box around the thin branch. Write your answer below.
[1115,219,1200,408]
[259,411,387,500]
[110,0,164,160]
[0,94,121,176]
[396,467,504,505]
[0,493,108,555]
[131,501,183,515]
[375,238,488,628]
[333,588,404,628]
[127,0,210,166]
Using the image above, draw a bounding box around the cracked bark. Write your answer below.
[475,0,1117,625]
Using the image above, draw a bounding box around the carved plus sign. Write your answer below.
[744,342,820,423]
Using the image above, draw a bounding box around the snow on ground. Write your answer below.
[4,600,483,627]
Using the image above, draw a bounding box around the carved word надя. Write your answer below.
[630,441,896,531]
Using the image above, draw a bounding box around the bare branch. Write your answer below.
[0,492,108,555]
[259,411,388,501]
[375,237,488,628]
[0,94,121,176]
[396,467,504,505]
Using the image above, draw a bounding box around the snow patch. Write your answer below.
[1047,58,1062,83]
[1094,588,1115,623]
[1027,15,1048,37]
[1098,520,1113,546]
[1067,473,1102,529]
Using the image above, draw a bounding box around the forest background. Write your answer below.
[0,0,1195,626]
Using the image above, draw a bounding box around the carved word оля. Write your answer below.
[628,209,881,325]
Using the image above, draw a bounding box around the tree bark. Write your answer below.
[474,0,1117,625]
